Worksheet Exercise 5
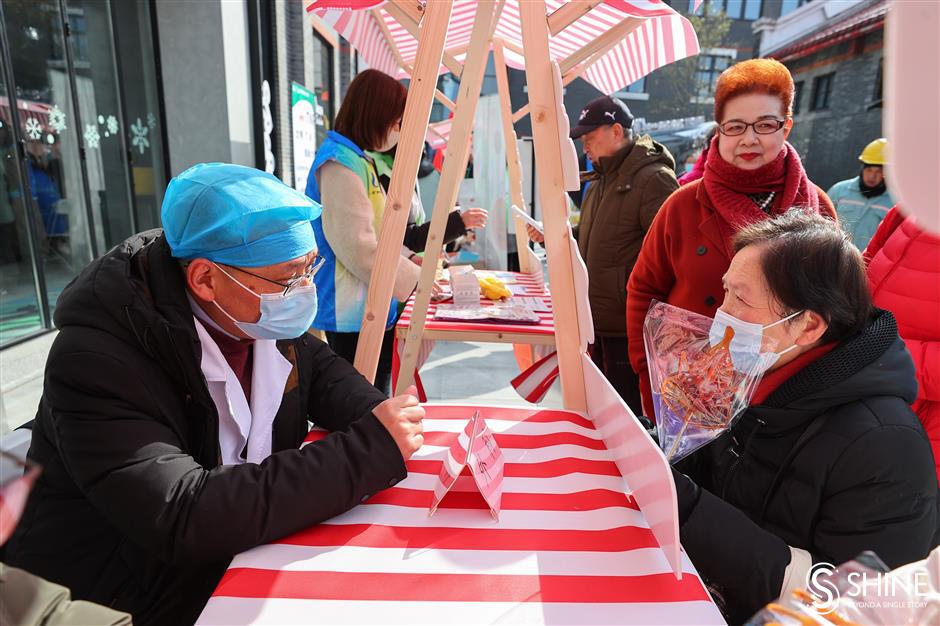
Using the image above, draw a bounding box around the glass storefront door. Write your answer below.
[0,41,45,344]
[2,0,94,327]
[110,0,166,233]
[0,0,166,348]
[65,0,136,250]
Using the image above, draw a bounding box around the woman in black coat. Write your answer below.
[670,210,938,624]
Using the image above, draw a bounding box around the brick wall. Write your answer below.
[784,31,885,191]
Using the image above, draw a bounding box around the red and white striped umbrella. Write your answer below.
[305,0,700,96]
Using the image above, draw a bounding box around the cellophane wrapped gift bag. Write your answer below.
[643,301,774,462]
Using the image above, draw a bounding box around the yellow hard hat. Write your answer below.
[859,138,888,165]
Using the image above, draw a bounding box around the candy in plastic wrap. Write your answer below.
[643,301,772,462]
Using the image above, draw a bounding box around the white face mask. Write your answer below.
[380,129,400,152]
[212,264,318,341]
[709,308,804,373]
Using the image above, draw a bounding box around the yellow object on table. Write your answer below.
[478,275,512,300]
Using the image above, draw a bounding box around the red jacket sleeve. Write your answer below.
[626,193,679,415]
[863,205,903,265]
[817,186,837,221]
[906,337,940,402]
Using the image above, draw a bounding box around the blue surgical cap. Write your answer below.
[161,162,322,267]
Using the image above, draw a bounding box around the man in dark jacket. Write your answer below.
[530,95,678,412]
[6,163,425,626]
[671,212,939,624]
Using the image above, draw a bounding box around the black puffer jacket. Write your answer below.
[677,310,939,624]
[6,231,406,626]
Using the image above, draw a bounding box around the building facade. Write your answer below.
[0,0,358,352]
[0,0,363,431]
[755,0,886,189]
[503,1,814,171]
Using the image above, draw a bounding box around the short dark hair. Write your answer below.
[733,209,873,344]
[334,69,406,151]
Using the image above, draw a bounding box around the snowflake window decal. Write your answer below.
[131,118,149,155]
[106,115,119,135]
[49,106,67,134]
[24,118,43,140]
[84,123,100,149]
[147,113,157,130]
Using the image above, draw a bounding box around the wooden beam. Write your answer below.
[511,18,643,125]
[372,7,409,69]
[392,0,426,24]
[309,14,339,49]
[394,0,501,395]
[371,3,455,121]
[385,0,464,79]
[448,43,470,57]
[353,0,453,384]
[547,0,603,36]
[434,89,456,111]
[559,16,643,75]
[496,37,525,58]
[493,40,532,273]
[404,329,557,345]
[511,67,579,124]
[519,0,587,411]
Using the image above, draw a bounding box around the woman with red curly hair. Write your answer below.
[626,59,837,414]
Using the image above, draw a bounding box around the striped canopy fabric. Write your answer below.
[197,405,725,625]
[304,0,700,96]
[426,118,451,149]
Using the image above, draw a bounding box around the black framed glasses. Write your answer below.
[717,118,787,136]
[225,256,325,296]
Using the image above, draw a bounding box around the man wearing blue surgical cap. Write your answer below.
[6,163,425,626]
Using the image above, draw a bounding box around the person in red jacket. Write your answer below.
[626,58,837,414]
[865,205,940,479]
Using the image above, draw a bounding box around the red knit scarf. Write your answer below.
[702,138,819,257]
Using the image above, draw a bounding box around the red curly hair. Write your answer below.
[713,58,794,122]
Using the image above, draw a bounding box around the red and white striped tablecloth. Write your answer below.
[197,405,724,625]
[395,272,555,339]
[393,272,557,398]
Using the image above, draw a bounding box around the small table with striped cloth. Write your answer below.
[392,271,558,398]
[197,405,724,625]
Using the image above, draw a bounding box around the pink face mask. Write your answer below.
[0,451,41,545]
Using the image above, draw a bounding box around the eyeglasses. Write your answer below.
[717,118,787,136]
[224,256,325,296]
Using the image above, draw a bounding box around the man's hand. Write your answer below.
[525,224,545,244]
[460,207,488,230]
[373,385,425,461]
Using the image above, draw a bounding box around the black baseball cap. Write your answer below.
[570,95,634,139]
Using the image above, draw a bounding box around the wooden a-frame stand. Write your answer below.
[347,0,643,411]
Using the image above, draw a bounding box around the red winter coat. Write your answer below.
[865,207,940,478]
[626,179,836,414]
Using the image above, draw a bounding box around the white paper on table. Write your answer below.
[450,266,481,307]
[509,284,542,296]
[511,206,544,236]
[509,296,551,312]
